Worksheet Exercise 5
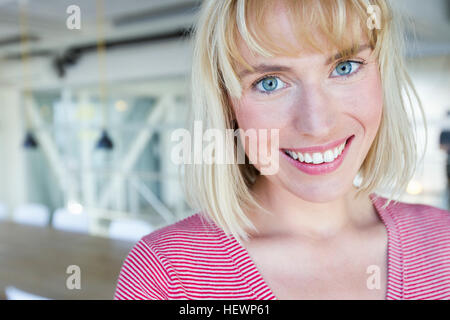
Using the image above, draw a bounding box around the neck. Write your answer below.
[247,175,378,240]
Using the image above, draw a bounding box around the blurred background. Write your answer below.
[0,0,448,300]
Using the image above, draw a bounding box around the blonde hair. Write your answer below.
[184,0,427,243]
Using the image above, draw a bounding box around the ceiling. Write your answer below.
[0,0,448,61]
[0,0,201,59]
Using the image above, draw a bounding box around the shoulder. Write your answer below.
[120,211,227,266]
[140,212,226,251]
[114,212,231,300]
[374,193,450,251]
[373,195,450,298]
[377,195,450,230]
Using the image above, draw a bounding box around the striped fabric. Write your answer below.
[114,193,450,300]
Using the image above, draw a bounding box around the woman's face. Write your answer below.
[230,5,383,203]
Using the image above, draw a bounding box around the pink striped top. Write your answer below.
[114,193,450,300]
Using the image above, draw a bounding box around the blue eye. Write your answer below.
[331,61,362,77]
[255,76,286,93]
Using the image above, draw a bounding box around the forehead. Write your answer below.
[232,0,367,71]
[255,1,301,51]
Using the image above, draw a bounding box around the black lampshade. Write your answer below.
[23,131,38,149]
[96,129,114,150]
[440,130,450,146]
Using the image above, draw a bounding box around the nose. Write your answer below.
[293,82,338,138]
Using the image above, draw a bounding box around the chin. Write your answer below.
[284,179,352,203]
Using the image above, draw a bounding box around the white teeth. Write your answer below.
[312,153,323,164]
[323,150,334,163]
[304,153,313,163]
[285,139,349,164]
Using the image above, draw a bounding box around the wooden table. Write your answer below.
[0,221,135,299]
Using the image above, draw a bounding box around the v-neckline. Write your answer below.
[221,192,404,300]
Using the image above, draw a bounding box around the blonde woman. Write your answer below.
[115,0,450,300]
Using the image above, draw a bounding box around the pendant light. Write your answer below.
[23,131,38,148]
[94,0,113,150]
[96,129,113,149]
[19,0,38,150]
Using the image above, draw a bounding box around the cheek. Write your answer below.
[334,69,383,135]
[232,95,290,131]
[360,72,383,133]
[231,96,285,168]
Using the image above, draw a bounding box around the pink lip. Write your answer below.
[285,135,352,154]
[281,135,355,175]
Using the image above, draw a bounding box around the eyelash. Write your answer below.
[251,74,285,95]
[251,59,367,95]
[330,59,367,79]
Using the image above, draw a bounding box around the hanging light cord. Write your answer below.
[18,0,32,129]
[96,0,108,130]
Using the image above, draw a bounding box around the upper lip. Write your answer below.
[284,135,353,154]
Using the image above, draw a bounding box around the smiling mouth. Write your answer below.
[283,135,354,165]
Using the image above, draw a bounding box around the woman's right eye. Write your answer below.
[254,76,286,94]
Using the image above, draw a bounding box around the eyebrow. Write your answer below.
[325,44,370,64]
[238,65,292,79]
[238,44,370,79]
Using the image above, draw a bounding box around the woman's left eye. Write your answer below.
[330,61,362,78]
